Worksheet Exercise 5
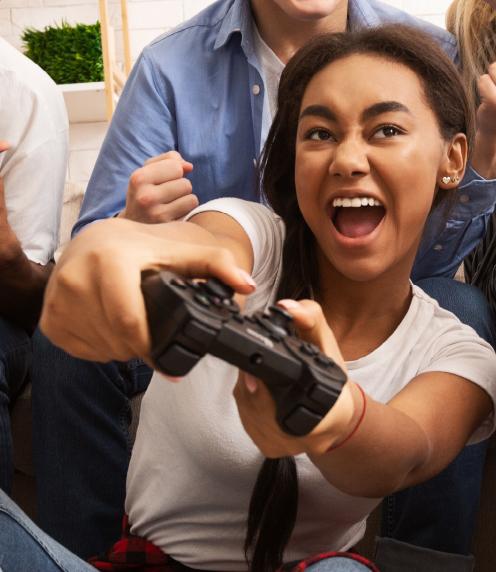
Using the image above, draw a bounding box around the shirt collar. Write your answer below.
[214,0,254,54]
[213,0,382,53]
[347,0,381,31]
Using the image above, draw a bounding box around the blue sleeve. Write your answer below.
[73,49,177,235]
[412,167,496,281]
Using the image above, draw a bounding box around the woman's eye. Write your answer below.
[373,125,403,139]
[307,129,333,141]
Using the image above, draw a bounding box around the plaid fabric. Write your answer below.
[89,516,380,572]
[88,515,176,572]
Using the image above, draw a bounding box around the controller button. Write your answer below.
[194,293,211,308]
[255,316,286,340]
[315,354,333,367]
[159,344,200,375]
[183,321,216,345]
[283,406,322,436]
[232,314,244,323]
[300,342,319,356]
[203,278,234,300]
[309,384,339,406]
[171,278,186,289]
[268,305,293,324]
[222,298,240,313]
[186,279,201,291]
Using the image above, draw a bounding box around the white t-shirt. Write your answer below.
[0,38,68,264]
[126,199,496,571]
[252,23,284,153]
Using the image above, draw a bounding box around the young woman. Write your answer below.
[3,24,496,572]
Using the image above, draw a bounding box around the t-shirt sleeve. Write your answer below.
[419,322,496,444]
[185,198,285,304]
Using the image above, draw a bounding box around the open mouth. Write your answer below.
[330,196,386,239]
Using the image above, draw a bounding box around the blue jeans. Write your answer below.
[31,333,153,558]
[378,278,494,567]
[32,278,493,563]
[0,317,31,494]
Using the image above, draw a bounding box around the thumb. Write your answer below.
[276,299,346,370]
[0,141,9,153]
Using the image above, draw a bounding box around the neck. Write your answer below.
[250,0,348,64]
[316,256,414,361]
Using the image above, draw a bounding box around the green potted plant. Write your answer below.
[22,21,104,84]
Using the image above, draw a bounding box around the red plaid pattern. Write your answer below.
[88,515,175,571]
[89,516,380,572]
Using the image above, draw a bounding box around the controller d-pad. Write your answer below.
[255,316,286,340]
[300,342,319,356]
[283,405,322,436]
[194,293,211,308]
[203,279,234,300]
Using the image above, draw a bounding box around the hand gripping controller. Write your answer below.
[141,271,347,436]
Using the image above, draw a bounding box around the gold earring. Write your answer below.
[451,175,460,184]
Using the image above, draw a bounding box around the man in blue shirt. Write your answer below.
[32,0,496,569]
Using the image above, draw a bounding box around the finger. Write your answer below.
[144,152,193,173]
[150,193,199,222]
[0,141,9,153]
[156,240,256,294]
[478,73,496,103]
[486,61,496,85]
[276,299,345,368]
[137,178,193,210]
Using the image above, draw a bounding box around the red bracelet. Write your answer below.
[327,384,367,452]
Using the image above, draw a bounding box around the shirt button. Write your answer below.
[459,194,469,203]
[433,244,443,251]
[252,84,261,95]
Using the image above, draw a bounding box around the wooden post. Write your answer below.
[120,0,132,75]
[98,0,115,120]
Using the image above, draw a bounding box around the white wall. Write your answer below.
[2,0,453,63]
[0,0,455,210]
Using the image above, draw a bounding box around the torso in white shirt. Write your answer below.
[126,199,496,571]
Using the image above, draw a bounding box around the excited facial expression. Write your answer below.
[295,54,456,283]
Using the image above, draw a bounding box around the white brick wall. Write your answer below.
[0,0,455,192]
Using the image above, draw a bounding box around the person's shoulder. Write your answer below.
[365,0,458,59]
[143,0,235,64]
[0,39,67,127]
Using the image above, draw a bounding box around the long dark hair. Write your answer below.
[244,25,474,572]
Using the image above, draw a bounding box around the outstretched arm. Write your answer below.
[234,299,494,499]
[41,210,255,364]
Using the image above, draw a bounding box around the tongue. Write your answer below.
[334,206,385,238]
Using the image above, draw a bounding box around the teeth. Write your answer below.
[332,196,382,208]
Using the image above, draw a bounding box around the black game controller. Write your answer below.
[141,271,347,436]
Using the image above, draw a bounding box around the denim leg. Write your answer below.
[305,557,374,571]
[31,328,153,559]
[0,488,94,572]
[0,317,31,494]
[381,278,491,559]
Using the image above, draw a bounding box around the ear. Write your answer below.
[437,133,468,189]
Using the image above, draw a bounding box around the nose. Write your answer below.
[328,136,370,179]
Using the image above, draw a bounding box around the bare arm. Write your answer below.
[235,300,494,499]
[40,210,255,363]
[0,176,52,331]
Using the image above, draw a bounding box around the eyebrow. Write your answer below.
[299,101,412,123]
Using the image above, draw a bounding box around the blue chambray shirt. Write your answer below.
[75,0,496,281]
